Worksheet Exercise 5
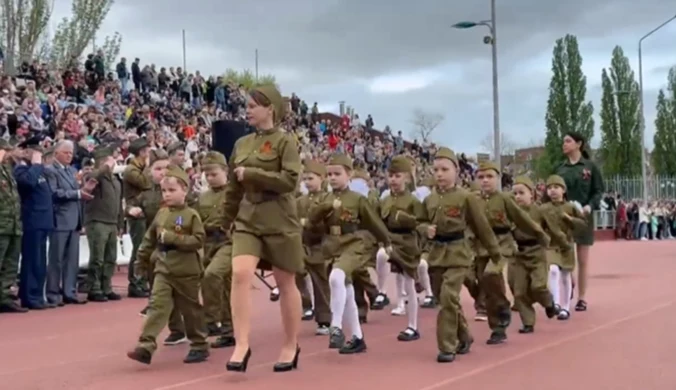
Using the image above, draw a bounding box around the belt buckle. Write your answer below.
[330,226,341,236]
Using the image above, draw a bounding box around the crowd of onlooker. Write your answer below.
[601,192,676,240]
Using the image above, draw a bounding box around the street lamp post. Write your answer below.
[453,0,501,173]
[638,14,676,204]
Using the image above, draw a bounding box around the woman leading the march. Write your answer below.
[221,84,304,373]
[554,131,604,312]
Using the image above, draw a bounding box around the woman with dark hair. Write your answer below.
[554,131,604,312]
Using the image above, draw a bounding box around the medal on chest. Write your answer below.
[174,215,183,233]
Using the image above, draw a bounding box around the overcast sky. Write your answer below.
[54,1,676,155]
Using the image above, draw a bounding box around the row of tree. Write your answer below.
[539,34,676,177]
[0,0,120,73]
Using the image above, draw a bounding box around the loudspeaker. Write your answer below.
[211,120,251,160]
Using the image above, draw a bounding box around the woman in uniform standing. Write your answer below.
[221,85,305,373]
[554,132,604,312]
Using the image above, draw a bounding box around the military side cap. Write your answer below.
[149,149,169,166]
[202,151,227,168]
[167,141,184,155]
[353,168,370,180]
[129,138,149,155]
[388,155,413,174]
[164,164,190,187]
[92,146,114,160]
[304,160,326,177]
[253,85,285,123]
[478,161,500,174]
[327,153,353,170]
[0,138,14,150]
[546,175,567,190]
[434,147,458,166]
[514,175,534,191]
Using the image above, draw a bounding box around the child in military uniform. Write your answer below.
[126,165,209,365]
[416,176,436,309]
[308,154,391,354]
[463,180,486,321]
[474,162,549,345]
[510,176,564,333]
[542,175,587,321]
[198,151,236,348]
[297,160,332,335]
[422,147,502,363]
[376,156,425,341]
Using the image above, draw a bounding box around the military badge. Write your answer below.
[494,211,506,223]
[446,207,461,218]
[174,215,183,233]
[582,168,591,181]
[260,141,273,154]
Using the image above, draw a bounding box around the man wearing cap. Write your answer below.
[84,146,124,302]
[0,139,27,313]
[123,137,152,298]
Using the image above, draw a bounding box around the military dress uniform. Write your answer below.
[0,139,26,313]
[422,148,502,363]
[197,152,237,348]
[122,138,152,298]
[127,165,209,365]
[308,154,391,354]
[473,161,549,345]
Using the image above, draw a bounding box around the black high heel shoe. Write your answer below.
[226,348,252,372]
[273,345,300,372]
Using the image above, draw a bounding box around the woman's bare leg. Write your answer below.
[274,267,301,362]
[229,255,259,361]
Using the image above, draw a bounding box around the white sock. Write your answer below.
[344,284,363,339]
[375,247,390,293]
[395,273,406,303]
[304,273,314,309]
[417,259,433,296]
[548,265,561,307]
[403,275,418,330]
[560,270,572,312]
[329,269,347,328]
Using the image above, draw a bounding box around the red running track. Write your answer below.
[1,240,675,390]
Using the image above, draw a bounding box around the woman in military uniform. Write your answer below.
[554,132,604,312]
[221,85,304,373]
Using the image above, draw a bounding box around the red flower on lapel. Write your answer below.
[260,141,273,154]
[582,168,591,181]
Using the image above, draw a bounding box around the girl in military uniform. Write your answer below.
[126,165,209,365]
[422,147,502,363]
[474,162,549,345]
[377,156,425,341]
[555,132,604,312]
[542,175,588,321]
[221,85,305,373]
[510,176,565,333]
[296,160,332,336]
[308,154,391,354]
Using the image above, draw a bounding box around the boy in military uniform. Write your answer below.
[308,154,391,354]
[198,151,237,348]
[422,147,502,363]
[296,160,332,335]
[474,162,549,345]
[127,164,209,365]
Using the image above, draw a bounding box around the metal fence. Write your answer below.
[604,175,676,200]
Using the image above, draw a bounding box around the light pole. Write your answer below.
[453,0,501,173]
[638,14,676,204]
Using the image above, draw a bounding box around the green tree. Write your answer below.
[222,68,277,90]
[652,67,676,175]
[541,34,595,177]
[0,0,53,74]
[50,0,119,69]
[598,46,641,176]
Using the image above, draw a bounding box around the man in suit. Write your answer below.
[45,140,93,305]
[14,146,55,309]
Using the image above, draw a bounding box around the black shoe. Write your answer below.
[184,349,209,364]
[370,293,389,310]
[211,335,236,348]
[575,300,587,312]
[269,288,280,302]
[328,327,345,349]
[226,348,252,372]
[164,332,188,345]
[397,327,420,342]
[127,288,149,298]
[437,351,456,363]
[486,331,507,345]
[106,292,122,301]
[273,345,300,372]
[545,304,560,319]
[126,347,152,364]
[301,309,314,321]
[421,296,437,308]
[457,338,473,355]
[0,302,28,313]
[518,325,534,334]
[87,293,108,302]
[339,336,367,354]
[206,323,223,337]
[557,310,571,321]
[497,308,512,328]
